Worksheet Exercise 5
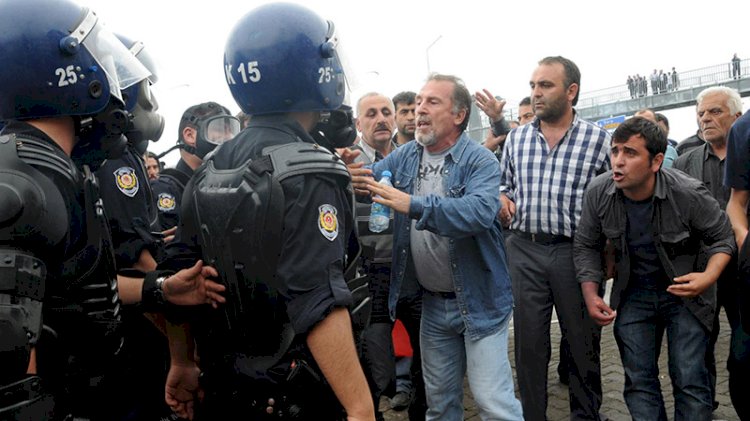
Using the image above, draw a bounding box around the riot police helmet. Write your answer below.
[223,3,350,116]
[0,0,150,121]
[0,0,153,168]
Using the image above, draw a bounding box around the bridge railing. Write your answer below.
[578,58,749,108]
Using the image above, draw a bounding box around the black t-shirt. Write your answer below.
[623,196,668,289]
[97,145,161,268]
[725,112,750,191]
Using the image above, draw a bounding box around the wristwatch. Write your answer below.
[142,272,169,310]
[154,276,167,305]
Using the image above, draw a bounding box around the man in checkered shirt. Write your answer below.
[499,56,611,421]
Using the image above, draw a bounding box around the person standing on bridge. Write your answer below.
[732,53,741,79]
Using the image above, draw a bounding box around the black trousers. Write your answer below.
[506,235,603,421]
[360,264,426,420]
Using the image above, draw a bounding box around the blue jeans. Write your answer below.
[420,292,523,421]
[614,288,712,421]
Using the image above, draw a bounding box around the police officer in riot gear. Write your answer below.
[0,1,148,418]
[151,102,240,230]
[98,33,165,272]
[162,3,374,420]
[0,1,223,419]
[93,34,182,420]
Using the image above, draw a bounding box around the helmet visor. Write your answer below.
[78,11,151,101]
[202,115,241,145]
[326,20,355,105]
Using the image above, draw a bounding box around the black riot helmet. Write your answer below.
[177,102,240,159]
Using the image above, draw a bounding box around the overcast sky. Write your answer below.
[89,0,749,166]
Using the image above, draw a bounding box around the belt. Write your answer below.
[424,289,456,299]
[513,230,572,245]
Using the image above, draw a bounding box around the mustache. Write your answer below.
[374,123,391,131]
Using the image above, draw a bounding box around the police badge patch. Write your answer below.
[157,192,176,212]
[318,204,338,241]
[114,167,139,197]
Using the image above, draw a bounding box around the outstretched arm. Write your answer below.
[307,307,375,421]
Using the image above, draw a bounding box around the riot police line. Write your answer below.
[0,1,376,420]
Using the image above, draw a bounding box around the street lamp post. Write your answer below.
[426,35,442,75]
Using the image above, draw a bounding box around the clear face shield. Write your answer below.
[202,115,241,146]
[324,20,355,107]
[72,9,152,103]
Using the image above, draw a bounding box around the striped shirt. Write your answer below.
[499,112,611,237]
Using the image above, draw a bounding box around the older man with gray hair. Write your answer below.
[348,74,522,420]
[674,86,749,417]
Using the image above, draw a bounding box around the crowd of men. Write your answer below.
[627,68,680,98]
[1,0,749,420]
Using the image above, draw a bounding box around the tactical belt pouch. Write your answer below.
[0,376,55,421]
[198,357,343,420]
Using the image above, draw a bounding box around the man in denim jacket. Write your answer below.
[348,74,523,420]
[575,117,735,420]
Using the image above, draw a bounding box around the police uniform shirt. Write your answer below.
[97,145,160,268]
[185,114,354,336]
[151,159,192,230]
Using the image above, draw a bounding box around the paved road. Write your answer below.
[383,293,739,420]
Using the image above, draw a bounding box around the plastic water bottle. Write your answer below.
[369,170,393,233]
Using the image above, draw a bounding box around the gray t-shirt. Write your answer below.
[411,147,453,292]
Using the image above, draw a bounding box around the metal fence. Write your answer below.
[578,58,749,109]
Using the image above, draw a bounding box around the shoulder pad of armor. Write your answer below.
[3,134,79,185]
[159,167,191,190]
[263,142,349,183]
[0,135,68,246]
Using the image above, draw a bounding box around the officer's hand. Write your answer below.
[165,362,203,420]
[366,178,410,215]
[164,260,226,308]
[668,271,715,297]
[162,226,177,244]
[347,161,374,196]
[338,147,361,165]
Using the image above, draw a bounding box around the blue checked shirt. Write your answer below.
[499,112,611,237]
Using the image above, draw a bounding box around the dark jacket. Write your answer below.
[673,143,710,183]
[351,142,395,265]
[574,168,735,331]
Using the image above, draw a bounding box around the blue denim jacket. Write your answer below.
[371,133,513,340]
